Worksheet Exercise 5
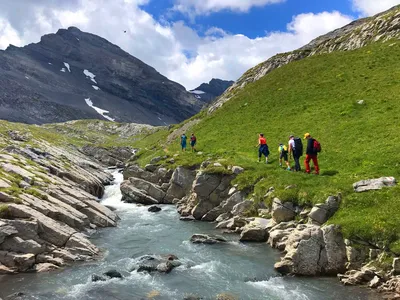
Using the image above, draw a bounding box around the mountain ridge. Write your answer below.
[0,27,201,125]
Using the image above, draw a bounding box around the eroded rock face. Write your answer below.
[0,140,119,274]
[120,181,159,205]
[165,167,196,202]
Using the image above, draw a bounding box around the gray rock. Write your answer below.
[148,206,162,213]
[216,216,247,230]
[232,166,244,175]
[0,221,18,244]
[0,179,11,189]
[322,225,347,275]
[353,177,396,192]
[133,254,181,274]
[120,181,159,205]
[180,216,195,221]
[165,167,196,201]
[150,156,162,164]
[0,251,35,272]
[190,234,227,244]
[145,164,157,172]
[231,200,253,216]
[0,237,45,255]
[240,227,268,242]
[1,163,35,184]
[271,198,295,223]
[128,177,166,201]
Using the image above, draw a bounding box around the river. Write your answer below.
[0,171,380,300]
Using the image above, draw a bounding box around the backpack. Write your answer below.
[313,139,322,153]
[293,137,303,157]
[279,145,288,153]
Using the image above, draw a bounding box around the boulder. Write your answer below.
[148,206,162,213]
[308,195,341,225]
[231,200,253,216]
[0,263,16,274]
[369,276,383,288]
[232,166,244,175]
[120,181,159,205]
[191,173,234,220]
[150,156,162,164]
[123,164,158,184]
[103,269,123,279]
[239,227,268,242]
[0,191,13,202]
[132,254,181,274]
[145,164,157,172]
[180,216,195,222]
[216,216,247,230]
[202,192,245,222]
[128,177,166,201]
[353,177,396,192]
[165,167,196,202]
[274,224,347,276]
[190,234,227,244]
[271,198,295,223]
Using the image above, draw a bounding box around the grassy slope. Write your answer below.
[134,40,400,251]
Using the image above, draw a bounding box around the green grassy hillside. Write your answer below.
[134,40,400,252]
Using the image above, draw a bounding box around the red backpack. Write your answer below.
[313,140,322,153]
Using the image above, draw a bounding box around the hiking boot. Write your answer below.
[286,167,291,171]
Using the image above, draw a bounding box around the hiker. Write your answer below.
[278,143,291,170]
[304,133,320,174]
[181,134,187,151]
[288,135,303,172]
[190,133,197,152]
[257,133,269,164]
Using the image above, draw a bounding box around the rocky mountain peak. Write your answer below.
[0,27,202,125]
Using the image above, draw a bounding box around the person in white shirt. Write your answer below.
[288,135,301,172]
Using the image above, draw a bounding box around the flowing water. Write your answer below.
[0,171,380,300]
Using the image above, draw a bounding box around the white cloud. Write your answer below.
[174,0,285,15]
[0,0,353,90]
[352,0,399,16]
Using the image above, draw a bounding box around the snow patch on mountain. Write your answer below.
[92,85,100,90]
[84,98,114,122]
[84,69,97,84]
[190,90,205,95]
[60,68,66,72]
[63,62,71,72]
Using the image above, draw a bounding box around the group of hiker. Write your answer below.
[179,131,321,174]
[258,133,321,174]
[180,133,197,152]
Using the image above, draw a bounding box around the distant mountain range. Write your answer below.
[0,27,229,126]
[189,79,234,103]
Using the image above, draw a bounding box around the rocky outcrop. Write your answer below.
[165,167,196,202]
[0,138,119,273]
[209,6,400,114]
[353,177,396,192]
[239,218,270,242]
[274,224,347,276]
[80,146,135,167]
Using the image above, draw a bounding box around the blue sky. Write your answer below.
[143,0,357,39]
[0,0,398,89]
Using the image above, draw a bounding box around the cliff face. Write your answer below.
[0,27,202,126]
[209,5,400,113]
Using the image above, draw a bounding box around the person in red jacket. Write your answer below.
[304,133,320,175]
[257,133,270,164]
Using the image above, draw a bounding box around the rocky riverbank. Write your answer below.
[0,130,120,274]
[120,160,400,299]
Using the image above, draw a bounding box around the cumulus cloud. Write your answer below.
[352,0,399,16]
[0,0,353,89]
[174,0,285,15]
